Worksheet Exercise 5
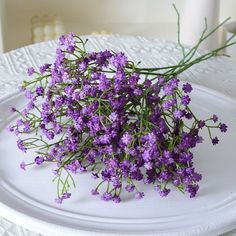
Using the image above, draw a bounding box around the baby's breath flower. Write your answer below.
[10,31,230,203]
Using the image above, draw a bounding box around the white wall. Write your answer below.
[3,0,236,52]
[0,0,6,52]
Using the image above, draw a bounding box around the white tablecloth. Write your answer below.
[0,35,236,236]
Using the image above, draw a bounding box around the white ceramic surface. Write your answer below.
[0,35,236,236]
[0,83,236,236]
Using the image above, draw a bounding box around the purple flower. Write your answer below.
[121,132,132,146]
[173,178,180,186]
[55,192,71,204]
[23,121,30,132]
[14,129,19,136]
[79,166,87,173]
[55,197,63,204]
[63,32,76,52]
[163,150,172,159]
[135,192,144,200]
[39,64,51,74]
[91,189,99,195]
[11,107,17,113]
[154,185,161,192]
[99,134,111,144]
[159,188,171,197]
[212,137,219,145]
[170,78,179,88]
[59,35,66,45]
[185,112,193,120]
[46,131,55,140]
[79,61,88,71]
[186,185,199,198]
[182,82,192,93]
[98,74,111,91]
[212,114,218,123]
[36,86,44,96]
[174,110,183,119]
[62,192,71,199]
[109,112,118,122]
[64,85,74,95]
[162,98,177,110]
[91,172,99,179]
[34,156,44,165]
[111,176,121,188]
[110,52,127,69]
[16,119,24,126]
[54,124,62,134]
[163,84,174,96]
[101,192,112,201]
[17,139,27,152]
[27,67,35,76]
[144,161,153,170]
[113,195,121,203]
[163,79,178,96]
[20,161,26,170]
[158,170,171,182]
[27,101,35,111]
[7,125,14,132]
[181,95,191,106]
[144,79,152,88]
[129,73,139,88]
[219,123,227,133]
[25,89,34,99]
[134,88,142,96]
[52,169,59,175]
[125,185,135,192]
[198,120,205,129]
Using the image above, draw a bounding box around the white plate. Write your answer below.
[0,84,236,236]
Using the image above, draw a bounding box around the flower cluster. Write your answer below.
[9,33,228,204]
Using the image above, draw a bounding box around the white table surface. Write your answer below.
[0,35,236,236]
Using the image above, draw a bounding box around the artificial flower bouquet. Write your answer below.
[9,8,235,204]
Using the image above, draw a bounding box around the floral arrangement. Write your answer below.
[9,9,235,204]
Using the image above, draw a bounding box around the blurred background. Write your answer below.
[0,0,236,57]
